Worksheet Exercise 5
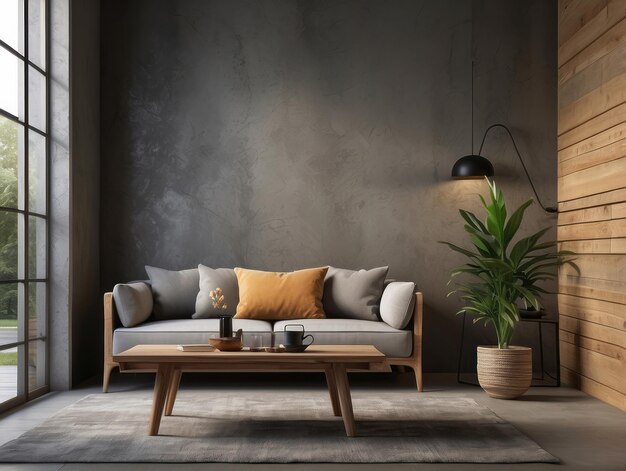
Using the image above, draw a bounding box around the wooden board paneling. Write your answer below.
[560,315,626,348]
[559,135,626,176]
[558,121,626,163]
[558,187,626,212]
[558,73,626,135]
[558,101,626,150]
[561,366,626,411]
[559,254,626,280]
[558,155,626,201]
[559,239,613,254]
[558,295,626,332]
[560,340,626,394]
[559,0,626,410]
[559,39,626,110]
[560,330,624,359]
[558,203,626,225]
[558,0,607,48]
[558,218,626,240]
[560,16,626,85]
[559,0,626,68]
[560,274,626,304]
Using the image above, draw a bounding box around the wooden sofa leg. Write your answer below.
[413,364,423,392]
[103,362,117,393]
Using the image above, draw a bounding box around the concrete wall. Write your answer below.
[50,0,71,390]
[49,0,100,389]
[100,0,557,372]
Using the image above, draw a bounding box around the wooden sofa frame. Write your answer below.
[103,291,423,393]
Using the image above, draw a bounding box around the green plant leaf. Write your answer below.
[459,209,489,234]
[439,241,479,259]
[503,199,533,248]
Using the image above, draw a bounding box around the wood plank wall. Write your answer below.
[558,0,626,412]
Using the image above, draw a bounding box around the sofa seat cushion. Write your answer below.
[272,319,412,358]
[112,319,272,354]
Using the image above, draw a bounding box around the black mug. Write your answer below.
[220,316,233,338]
[283,324,314,347]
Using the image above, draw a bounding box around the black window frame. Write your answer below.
[0,0,50,412]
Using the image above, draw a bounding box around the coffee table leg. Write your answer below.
[333,363,356,437]
[164,369,182,416]
[148,364,173,436]
[324,366,341,416]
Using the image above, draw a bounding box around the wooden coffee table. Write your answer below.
[113,344,386,437]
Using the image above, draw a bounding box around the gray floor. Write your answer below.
[0,371,624,470]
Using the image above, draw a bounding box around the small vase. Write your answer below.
[477,346,532,399]
[219,316,232,338]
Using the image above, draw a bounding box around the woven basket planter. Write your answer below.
[477,346,532,399]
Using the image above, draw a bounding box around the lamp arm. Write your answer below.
[478,123,557,213]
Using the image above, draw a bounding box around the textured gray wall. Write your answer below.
[50,0,71,390]
[101,0,557,372]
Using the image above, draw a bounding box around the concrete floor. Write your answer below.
[0,371,624,470]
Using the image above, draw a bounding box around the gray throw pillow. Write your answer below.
[145,266,199,320]
[379,281,416,329]
[193,265,239,319]
[112,282,153,327]
[322,266,389,321]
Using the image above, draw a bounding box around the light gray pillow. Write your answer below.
[323,266,389,321]
[380,281,416,329]
[112,282,153,327]
[193,265,239,319]
[145,266,199,320]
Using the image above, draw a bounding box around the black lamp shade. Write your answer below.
[451,154,495,179]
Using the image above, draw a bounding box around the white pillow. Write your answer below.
[379,281,415,329]
[113,282,153,327]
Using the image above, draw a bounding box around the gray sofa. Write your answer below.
[103,268,423,392]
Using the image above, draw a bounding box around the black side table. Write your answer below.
[456,311,560,387]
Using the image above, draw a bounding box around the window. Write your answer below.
[0,0,49,411]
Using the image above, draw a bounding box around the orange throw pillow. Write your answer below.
[234,267,328,320]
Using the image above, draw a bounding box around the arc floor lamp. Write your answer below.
[450,123,558,213]
[451,59,557,214]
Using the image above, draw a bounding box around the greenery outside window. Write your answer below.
[0,0,49,411]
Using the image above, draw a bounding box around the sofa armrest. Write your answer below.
[383,291,423,390]
[412,291,423,356]
[103,292,120,392]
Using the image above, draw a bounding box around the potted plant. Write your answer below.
[442,179,571,399]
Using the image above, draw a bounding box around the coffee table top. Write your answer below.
[114,344,385,364]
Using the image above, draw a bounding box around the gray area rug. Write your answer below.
[0,390,558,463]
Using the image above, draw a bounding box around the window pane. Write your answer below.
[0,116,25,210]
[28,339,44,392]
[28,281,44,339]
[28,215,45,278]
[28,131,45,214]
[0,282,23,346]
[0,0,24,53]
[28,66,45,131]
[0,211,25,280]
[0,345,24,404]
[0,48,25,119]
[28,0,45,69]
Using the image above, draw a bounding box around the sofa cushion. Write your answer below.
[145,266,199,320]
[112,282,153,327]
[193,265,239,319]
[112,319,273,354]
[322,266,388,321]
[380,281,415,329]
[234,267,328,320]
[273,318,411,358]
